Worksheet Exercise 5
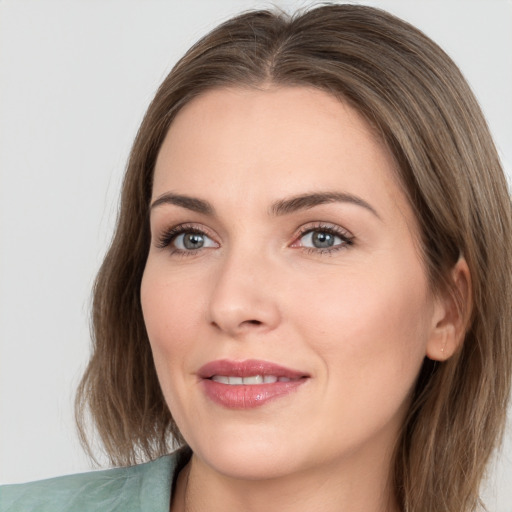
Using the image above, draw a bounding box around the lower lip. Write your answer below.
[201,379,307,409]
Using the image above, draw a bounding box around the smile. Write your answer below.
[198,359,309,408]
[210,375,299,384]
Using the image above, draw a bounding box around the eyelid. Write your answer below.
[287,223,355,258]
[291,222,354,246]
[155,223,219,251]
[154,221,354,256]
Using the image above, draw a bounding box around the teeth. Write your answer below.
[242,375,263,385]
[211,375,229,384]
[210,375,290,385]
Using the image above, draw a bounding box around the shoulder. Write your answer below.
[0,450,188,512]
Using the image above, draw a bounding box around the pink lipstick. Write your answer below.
[198,359,309,409]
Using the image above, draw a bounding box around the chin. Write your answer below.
[199,443,301,481]
[185,424,313,481]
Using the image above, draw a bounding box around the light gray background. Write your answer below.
[1,0,511,509]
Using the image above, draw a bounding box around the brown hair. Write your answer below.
[76,4,512,511]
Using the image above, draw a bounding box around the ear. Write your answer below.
[426,257,472,362]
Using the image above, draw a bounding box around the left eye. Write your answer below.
[173,232,217,250]
[298,229,345,249]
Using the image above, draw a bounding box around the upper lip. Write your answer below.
[198,359,309,379]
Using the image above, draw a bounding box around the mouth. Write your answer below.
[210,375,300,385]
[198,359,310,409]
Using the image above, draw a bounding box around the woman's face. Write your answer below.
[141,86,443,480]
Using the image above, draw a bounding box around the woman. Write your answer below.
[2,4,510,512]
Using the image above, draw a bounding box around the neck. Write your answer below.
[172,444,399,512]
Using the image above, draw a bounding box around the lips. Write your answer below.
[198,359,309,409]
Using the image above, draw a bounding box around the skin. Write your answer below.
[141,86,467,512]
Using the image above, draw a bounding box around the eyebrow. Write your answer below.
[270,192,380,219]
[150,191,380,219]
[151,193,214,215]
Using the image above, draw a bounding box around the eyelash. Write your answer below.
[295,223,354,255]
[155,222,354,257]
[156,223,212,256]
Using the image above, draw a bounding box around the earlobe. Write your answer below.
[426,323,456,362]
[426,257,472,362]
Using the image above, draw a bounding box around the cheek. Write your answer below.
[293,258,432,400]
[140,263,204,378]
[140,263,210,434]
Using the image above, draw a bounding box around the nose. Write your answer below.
[208,249,281,338]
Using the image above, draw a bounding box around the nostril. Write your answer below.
[210,319,262,329]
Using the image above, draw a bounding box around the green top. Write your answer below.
[0,449,189,512]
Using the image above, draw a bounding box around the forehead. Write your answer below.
[152,86,412,226]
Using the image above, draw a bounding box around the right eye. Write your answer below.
[156,224,219,255]
[172,231,217,251]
